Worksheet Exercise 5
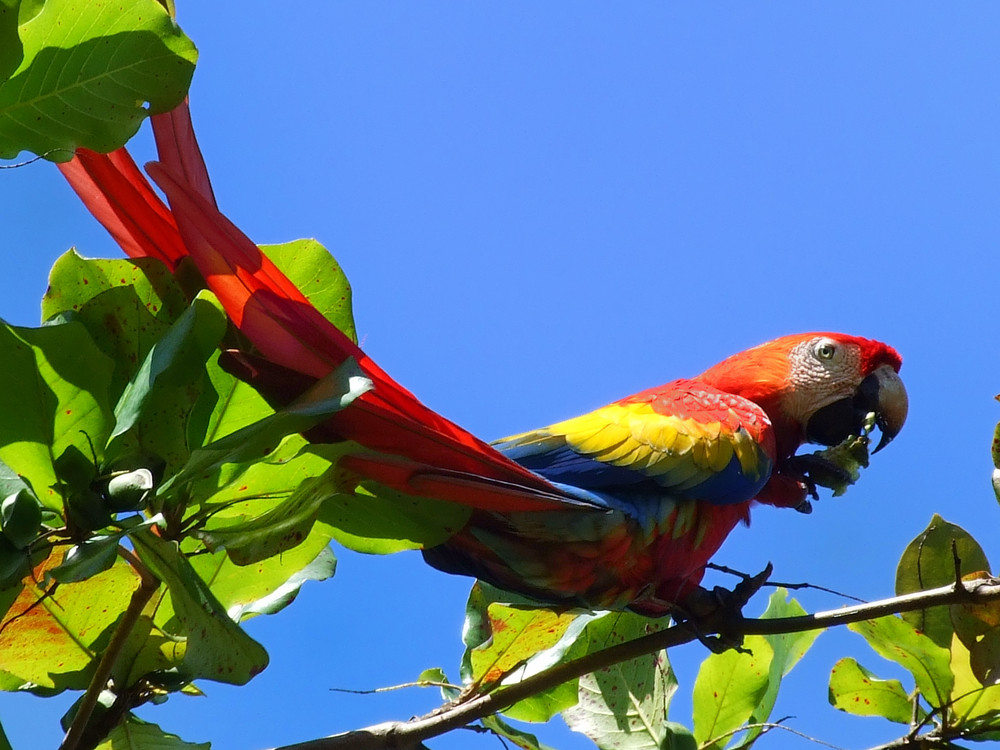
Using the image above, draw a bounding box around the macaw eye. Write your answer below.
[815,341,837,360]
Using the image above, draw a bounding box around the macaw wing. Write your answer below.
[495,380,776,506]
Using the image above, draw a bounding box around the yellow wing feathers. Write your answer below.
[495,385,774,499]
[555,402,745,483]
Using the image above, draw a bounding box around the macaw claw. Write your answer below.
[786,441,869,499]
[677,563,774,652]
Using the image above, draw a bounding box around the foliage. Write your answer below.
[827,516,1000,745]
[0,0,196,160]
[2,3,1000,750]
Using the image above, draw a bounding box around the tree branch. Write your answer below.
[268,576,1000,750]
[60,549,160,750]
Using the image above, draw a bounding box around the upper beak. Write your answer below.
[805,364,908,453]
[861,364,908,452]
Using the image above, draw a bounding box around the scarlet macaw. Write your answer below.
[58,103,907,615]
[424,333,906,614]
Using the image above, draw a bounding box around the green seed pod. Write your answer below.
[0,489,42,550]
[105,469,154,512]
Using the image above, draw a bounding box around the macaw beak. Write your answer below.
[805,364,908,452]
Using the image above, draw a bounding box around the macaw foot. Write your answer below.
[675,563,773,653]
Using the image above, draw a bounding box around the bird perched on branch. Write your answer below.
[59,102,907,616]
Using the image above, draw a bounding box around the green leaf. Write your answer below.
[50,535,119,583]
[0,0,197,159]
[691,592,816,750]
[992,419,1000,503]
[0,550,138,691]
[121,540,334,690]
[566,671,695,750]
[828,657,916,724]
[0,320,115,511]
[896,515,991,648]
[848,616,953,709]
[692,639,772,750]
[194,458,340,565]
[225,546,336,620]
[948,633,1000,728]
[108,291,227,473]
[0,487,41,549]
[49,515,163,583]
[160,358,372,495]
[0,461,32,505]
[468,603,581,689]
[968,627,1000,689]
[951,578,1000,687]
[132,528,269,685]
[94,715,209,750]
[462,584,679,727]
[462,582,546,681]
[264,239,357,342]
[16,0,43,26]
[169,433,339,609]
[65,489,113,535]
[187,539,336,623]
[42,252,190,403]
[480,714,559,750]
[197,348,276,445]
[418,666,449,683]
[320,478,472,555]
[740,591,822,746]
[563,619,689,750]
[0,0,22,83]
[196,476,328,565]
[0,537,28,589]
[112,613,181,690]
[461,582,593,722]
[992,418,1000,470]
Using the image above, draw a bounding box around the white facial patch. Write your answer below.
[784,337,862,424]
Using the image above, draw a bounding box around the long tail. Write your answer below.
[58,102,580,513]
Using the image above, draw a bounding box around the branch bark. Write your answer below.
[268,576,1000,750]
[60,549,160,750]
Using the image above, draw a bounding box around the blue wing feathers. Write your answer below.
[495,432,769,507]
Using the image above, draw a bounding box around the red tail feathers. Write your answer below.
[58,148,188,269]
[58,101,572,512]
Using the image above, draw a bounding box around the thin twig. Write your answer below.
[706,563,865,603]
[329,680,461,695]
[0,150,75,168]
[704,719,848,750]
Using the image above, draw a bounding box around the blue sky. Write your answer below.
[3,3,1000,749]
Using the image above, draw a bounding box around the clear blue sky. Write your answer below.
[2,4,999,749]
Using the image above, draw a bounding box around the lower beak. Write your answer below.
[805,364,908,452]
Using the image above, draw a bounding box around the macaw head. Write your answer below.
[699,333,907,459]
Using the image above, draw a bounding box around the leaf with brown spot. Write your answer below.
[469,604,579,687]
[828,657,916,724]
[0,549,138,692]
[132,528,268,686]
[848,615,953,709]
